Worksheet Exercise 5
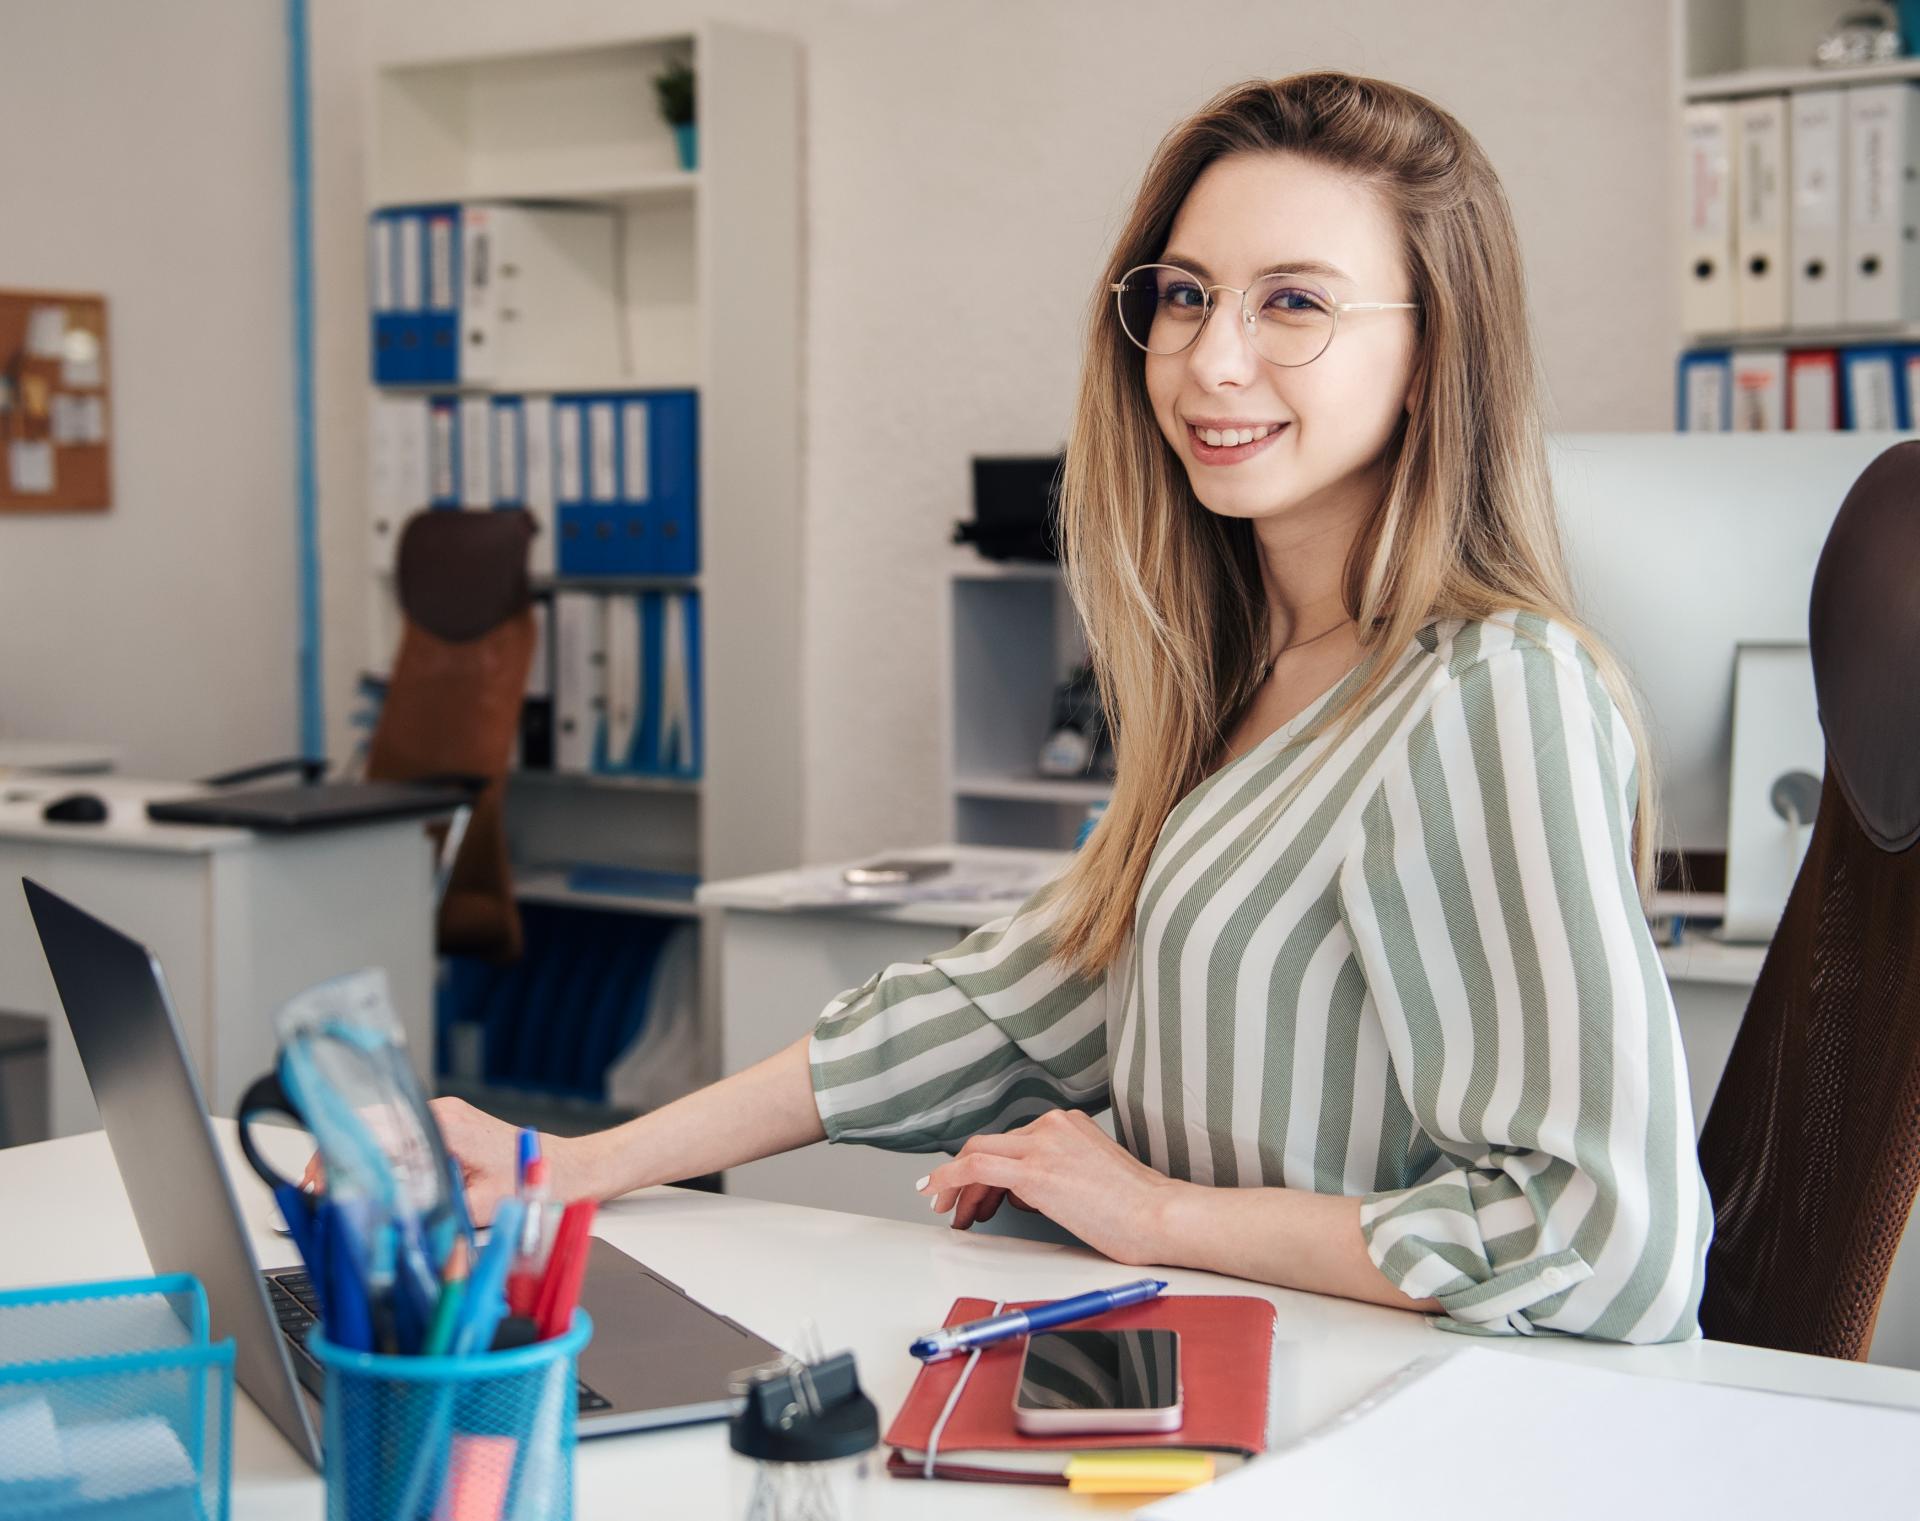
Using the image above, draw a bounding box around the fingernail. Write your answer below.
[914,1175,930,1192]
[929,1196,942,1211]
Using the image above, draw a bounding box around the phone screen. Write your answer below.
[1013,1329,1180,1412]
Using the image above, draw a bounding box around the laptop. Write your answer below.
[23,878,783,1468]
[144,779,474,833]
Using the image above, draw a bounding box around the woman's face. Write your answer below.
[1142,151,1419,532]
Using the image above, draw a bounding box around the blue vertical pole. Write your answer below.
[286,0,325,759]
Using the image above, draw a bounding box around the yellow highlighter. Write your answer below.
[1064,1450,1216,1495]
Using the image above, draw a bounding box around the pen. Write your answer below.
[909,1277,1169,1362]
[452,1197,525,1358]
[424,1238,469,1357]
[508,1130,555,1319]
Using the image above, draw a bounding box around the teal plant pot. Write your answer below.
[674,123,698,171]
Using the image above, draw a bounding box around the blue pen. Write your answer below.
[909,1277,1169,1362]
[450,1197,525,1357]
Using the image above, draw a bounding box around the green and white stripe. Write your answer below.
[809,611,1712,1343]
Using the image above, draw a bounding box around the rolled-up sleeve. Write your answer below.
[808,878,1113,1153]
[1335,619,1712,1341]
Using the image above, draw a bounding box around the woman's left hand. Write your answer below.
[917,1109,1183,1266]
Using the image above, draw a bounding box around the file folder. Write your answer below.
[368,211,407,384]
[1676,350,1732,431]
[1841,345,1903,428]
[456,205,622,388]
[368,395,429,573]
[524,395,556,577]
[1787,349,1841,430]
[417,204,462,385]
[553,591,605,774]
[1790,89,1846,330]
[602,594,643,773]
[661,591,701,778]
[651,391,701,576]
[1844,83,1920,325]
[621,397,655,573]
[553,398,591,575]
[586,398,621,575]
[428,395,460,508]
[1731,349,1786,429]
[459,395,492,508]
[1682,102,1737,334]
[1903,348,1920,428]
[1733,95,1789,332]
[490,396,525,508]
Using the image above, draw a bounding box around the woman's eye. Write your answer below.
[1264,287,1323,314]
[1163,284,1205,310]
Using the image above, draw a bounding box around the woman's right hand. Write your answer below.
[295,1096,592,1227]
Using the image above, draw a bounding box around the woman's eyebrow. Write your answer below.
[1159,253,1352,284]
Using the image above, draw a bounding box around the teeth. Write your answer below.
[1198,425,1276,447]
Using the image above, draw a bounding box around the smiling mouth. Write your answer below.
[1186,421,1289,462]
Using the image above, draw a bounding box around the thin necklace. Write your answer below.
[1261,617,1350,677]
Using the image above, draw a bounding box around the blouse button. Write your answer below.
[1541,1265,1568,1290]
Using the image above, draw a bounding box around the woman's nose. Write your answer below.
[1186,296,1260,385]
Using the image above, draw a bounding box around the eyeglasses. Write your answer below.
[1110,263,1417,368]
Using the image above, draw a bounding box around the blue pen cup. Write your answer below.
[308,1312,592,1521]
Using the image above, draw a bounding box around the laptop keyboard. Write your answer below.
[265,1269,611,1414]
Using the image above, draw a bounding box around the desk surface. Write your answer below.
[0,776,251,852]
[7,1125,1919,1519]
[0,740,120,776]
[699,845,1771,988]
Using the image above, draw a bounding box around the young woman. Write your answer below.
[414,72,1711,1343]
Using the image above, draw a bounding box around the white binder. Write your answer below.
[1843,82,1920,325]
[603,595,642,774]
[1733,96,1789,331]
[523,395,556,577]
[1731,349,1786,430]
[457,205,622,386]
[366,395,422,575]
[459,396,492,509]
[1789,89,1846,329]
[1682,102,1737,334]
[553,591,606,775]
[1788,350,1841,430]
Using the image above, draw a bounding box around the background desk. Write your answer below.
[7,1122,1920,1520]
[0,776,436,1136]
[700,844,1920,1371]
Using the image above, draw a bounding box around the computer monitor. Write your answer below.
[1550,431,1907,857]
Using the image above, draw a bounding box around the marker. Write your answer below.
[909,1278,1169,1363]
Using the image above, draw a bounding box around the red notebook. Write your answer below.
[884,1295,1276,1485]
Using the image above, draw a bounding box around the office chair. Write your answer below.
[1697,440,1920,1360]
[364,508,538,963]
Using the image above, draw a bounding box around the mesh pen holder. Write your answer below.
[307,1311,592,1521]
[0,1273,234,1521]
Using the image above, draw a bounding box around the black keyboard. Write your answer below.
[265,1269,611,1414]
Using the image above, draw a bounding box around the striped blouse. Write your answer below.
[808,611,1712,1342]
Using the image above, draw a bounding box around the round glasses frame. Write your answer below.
[1109,263,1418,368]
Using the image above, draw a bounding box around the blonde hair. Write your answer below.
[1051,71,1659,976]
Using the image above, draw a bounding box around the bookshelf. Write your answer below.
[362,23,803,1106]
[943,552,1108,849]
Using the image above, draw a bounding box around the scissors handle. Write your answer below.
[237,1070,309,1194]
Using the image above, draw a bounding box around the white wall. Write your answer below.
[350,0,1677,864]
[0,0,299,779]
[1,0,1679,848]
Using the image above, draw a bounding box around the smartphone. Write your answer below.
[1012,1328,1183,1435]
[840,857,951,886]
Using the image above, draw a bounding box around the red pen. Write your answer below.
[507,1134,555,1319]
[534,1200,596,1340]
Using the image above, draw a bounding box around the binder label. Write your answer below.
[588,402,618,503]
[369,217,396,313]
[430,401,457,503]
[525,396,555,512]
[494,404,522,505]
[428,216,457,311]
[398,215,425,311]
[556,404,584,504]
[622,401,651,503]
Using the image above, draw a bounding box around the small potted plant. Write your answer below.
[656,54,696,171]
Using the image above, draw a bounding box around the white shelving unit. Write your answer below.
[362,25,803,1099]
[943,552,1109,849]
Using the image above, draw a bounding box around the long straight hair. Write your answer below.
[1049,71,1659,977]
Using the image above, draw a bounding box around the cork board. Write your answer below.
[0,289,112,512]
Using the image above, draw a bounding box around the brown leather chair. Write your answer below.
[1697,439,1920,1360]
[365,509,537,963]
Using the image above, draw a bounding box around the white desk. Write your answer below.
[0,776,437,1135]
[700,844,1920,1371]
[6,1124,1920,1519]
[0,740,120,776]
